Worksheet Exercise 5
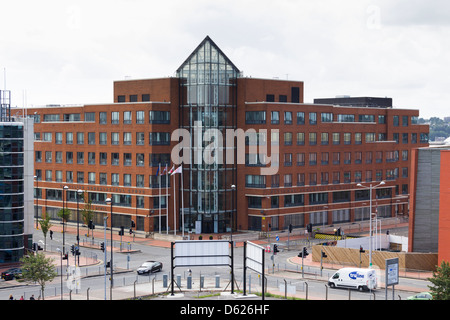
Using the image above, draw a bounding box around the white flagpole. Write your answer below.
[181,166,184,238]
[158,163,161,234]
[166,164,168,235]
[173,171,176,235]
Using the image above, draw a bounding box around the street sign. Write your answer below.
[275,236,279,242]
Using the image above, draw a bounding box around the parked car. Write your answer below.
[407,292,433,300]
[136,261,163,275]
[1,268,23,281]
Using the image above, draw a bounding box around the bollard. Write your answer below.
[187,276,192,289]
[176,274,181,288]
[200,275,204,289]
[163,274,168,288]
[215,275,220,288]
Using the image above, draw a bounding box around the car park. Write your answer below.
[1,268,23,281]
[407,292,433,300]
[136,261,163,275]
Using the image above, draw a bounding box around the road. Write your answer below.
[0,226,433,300]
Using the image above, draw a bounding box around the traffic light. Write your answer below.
[76,248,80,256]
[360,246,365,253]
[71,245,75,255]
[62,253,68,260]
[307,223,312,233]
[119,226,124,236]
[302,247,309,257]
[321,251,327,258]
[100,242,105,252]
[131,220,135,228]
[273,244,279,254]
[288,224,292,233]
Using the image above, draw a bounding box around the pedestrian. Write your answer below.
[30,294,35,300]
[20,296,24,300]
[9,295,13,300]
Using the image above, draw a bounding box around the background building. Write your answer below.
[28,36,429,236]
[409,146,450,264]
[0,90,34,266]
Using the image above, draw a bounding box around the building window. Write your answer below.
[245,175,266,188]
[88,132,95,145]
[136,153,145,166]
[297,153,305,166]
[77,152,84,164]
[343,133,351,145]
[297,173,305,186]
[142,94,150,102]
[124,111,132,124]
[136,111,145,124]
[55,132,62,144]
[248,197,262,208]
[123,174,132,186]
[321,112,332,123]
[309,112,317,125]
[271,111,279,124]
[123,132,132,145]
[136,132,145,145]
[297,112,305,125]
[112,173,119,186]
[77,171,84,184]
[321,132,329,145]
[43,132,52,142]
[245,111,266,124]
[112,153,119,166]
[100,152,107,165]
[117,95,126,102]
[136,174,145,187]
[85,112,95,122]
[88,152,95,165]
[99,132,107,145]
[77,132,84,145]
[309,132,317,145]
[88,172,96,184]
[99,112,107,124]
[296,132,305,145]
[45,151,52,163]
[66,152,73,164]
[149,111,170,124]
[332,133,340,145]
[129,95,138,102]
[111,111,120,124]
[124,153,132,166]
[284,132,292,145]
[149,132,170,145]
[393,115,399,127]
[66,171,73,183]
[111,132,119,145]
[284,111,292,124]
[55,151,62,163]
[100,173,107,185]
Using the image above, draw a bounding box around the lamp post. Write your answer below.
[230,184,236,244]
[105,197,113,300]
[62,185,69,255]
[356,181,385,268]
[34,175,38,229]
[56,248,63,300]
[76,189,83,266]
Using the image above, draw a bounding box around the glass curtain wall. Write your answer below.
[177,37,239,234]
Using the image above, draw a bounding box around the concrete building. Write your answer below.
[27,36,429,236]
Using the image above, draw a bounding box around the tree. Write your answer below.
[57,207,71,223]
[20,253,58,300]
[39,213,53,251]
[80,191,95,237]
[428,260,450,300]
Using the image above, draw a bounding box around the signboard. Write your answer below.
[385,258,399,286]
[174,240,229,267]
[246,241,264,274]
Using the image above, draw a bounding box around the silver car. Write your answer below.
[137,261,163,274]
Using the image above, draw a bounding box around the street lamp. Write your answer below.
[34,175,38,229]
[105,197,113,300]
[356,181,385,268]
[56,248,63,300]
[62,185,69,255]
[76,189,83,266]
[230,184,236,243]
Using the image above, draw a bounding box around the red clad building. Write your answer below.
[29,36,429,236]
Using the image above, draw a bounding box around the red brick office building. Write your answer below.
[29,36,429,235]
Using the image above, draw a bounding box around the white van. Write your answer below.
[328,268,377,291]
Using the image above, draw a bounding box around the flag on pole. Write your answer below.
[168,165,175,175]
[155,165,160,176]
[171,166,182,175]
[161,166,167,175]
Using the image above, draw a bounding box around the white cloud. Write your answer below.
[1,0,449,118]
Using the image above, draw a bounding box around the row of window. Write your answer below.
[36,110,170,125]
[245,111,418,126]
[35,151,170,167]
[35,169,171,188]
[245,169,409,188]
[247,188,398,209]
[246,150,410,167]
[36,131,171,145]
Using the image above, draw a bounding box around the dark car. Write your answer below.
[1,268,22,281]
[136,261,163,275]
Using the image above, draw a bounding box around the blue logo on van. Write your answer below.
[349,271,364,280]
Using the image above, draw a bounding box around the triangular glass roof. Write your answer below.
[176,36,240,75]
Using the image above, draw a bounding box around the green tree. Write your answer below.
[57,207,71,223]
[80,191,95,237]
[20,253,58,300]
[39,213,53,251]
[428,260,450,300]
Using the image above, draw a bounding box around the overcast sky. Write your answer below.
[1,0,449,119]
